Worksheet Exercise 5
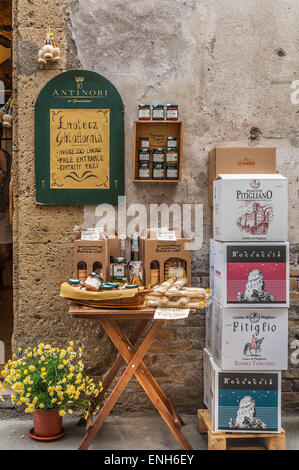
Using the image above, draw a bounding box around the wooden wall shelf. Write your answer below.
[133,120,183,182]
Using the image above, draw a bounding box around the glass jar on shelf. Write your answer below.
[166,163,178,180]
[138,162,151,179]
[152,104,165,120]
[167,136,178,148]
[138,104,151,120]
[138,148,150,163]
[153,163,165,179]
[166,147,178,163]
[139,137,150,148]
[152,148,165,163]
[166,104,179,120]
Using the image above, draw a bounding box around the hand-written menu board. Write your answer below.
[50,109,110,190]
[35,70,124,205]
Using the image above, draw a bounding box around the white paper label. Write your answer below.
[153,109,164,119]
[138,109,150,118]
[166,153,178,162]
[81,231,100,241]
[153,169,164,178]
[139,169,150,178]
[153,154,165,162]
[154,308,190,320]
[167,169,178,178]
[166,109,178,119]
[157,230,177,241]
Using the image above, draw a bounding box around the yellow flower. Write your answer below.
[58,365,64,370]
[38,343,44,349]
[23,370,28,375]
[39,403,44,408]
[41,356,45,361]
[29,365,35,372]
[41,367,46,372]
[45,345,51,349]
[69,341,74,346]
[27,352,32,357]
[68,409,73,414]
[59,410,65,416]
[41,372,46,379]
[51,398,57,403]
[67,347,73,353]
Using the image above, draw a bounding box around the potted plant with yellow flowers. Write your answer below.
[0,342,103,440]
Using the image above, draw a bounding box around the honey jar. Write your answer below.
[138,104,151,120]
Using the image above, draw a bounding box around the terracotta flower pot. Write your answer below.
[33,409,62,437]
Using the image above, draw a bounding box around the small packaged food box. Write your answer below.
[140,229,191,286]
[73,229,110,282]
[211,302,288,370]
[213,241,289,308]
[203,352,282,433]
[213,174,288,242]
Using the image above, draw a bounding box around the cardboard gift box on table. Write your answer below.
[208,147,276,207]
[203,349,281,433]
[213,174,288,242]
[74,238,109,282]
[213,241,289,308]
[208,302,288,371]
[140,229,191,286]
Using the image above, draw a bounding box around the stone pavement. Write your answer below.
[0,413,298,450]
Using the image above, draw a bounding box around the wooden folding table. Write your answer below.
[68,303,193,450]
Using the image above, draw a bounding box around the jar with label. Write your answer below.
[152,104,165,120]
[138,148,150,162]
[139,137,149,148]
[166,147,178,163]
[68,279,83,289]
[166,163,178,179]
[111,257,129,282]
[138,163,151,179]
[166,104,179,120]
[153,163,165,179]
[129,260,143,285]
[152,148,165,163]
[138,104,151,120]
[167,136,177,148]
[84,272,103,291]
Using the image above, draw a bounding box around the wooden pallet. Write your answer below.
[197,409,286,450]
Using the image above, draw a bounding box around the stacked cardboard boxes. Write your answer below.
[205,150,288,433]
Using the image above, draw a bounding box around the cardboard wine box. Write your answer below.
[213,174,288,242]
[205,302,215,354]
[73,238,109,281]
[203,348,214,410]
[204,355,281,433]
[209,239,215,292]
[212,302,288,370]
[213,241,289,308]
[208,147,277,206]
[140,230,191,286]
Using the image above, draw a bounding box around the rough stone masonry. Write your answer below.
[11,0,299,413]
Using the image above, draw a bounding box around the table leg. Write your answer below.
[101,320,192,450]
[78,320,163,450]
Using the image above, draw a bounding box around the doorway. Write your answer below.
[0,0,12,366]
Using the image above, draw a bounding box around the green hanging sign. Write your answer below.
[35,70,124,205]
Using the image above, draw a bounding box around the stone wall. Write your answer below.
[12,0,299,413]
